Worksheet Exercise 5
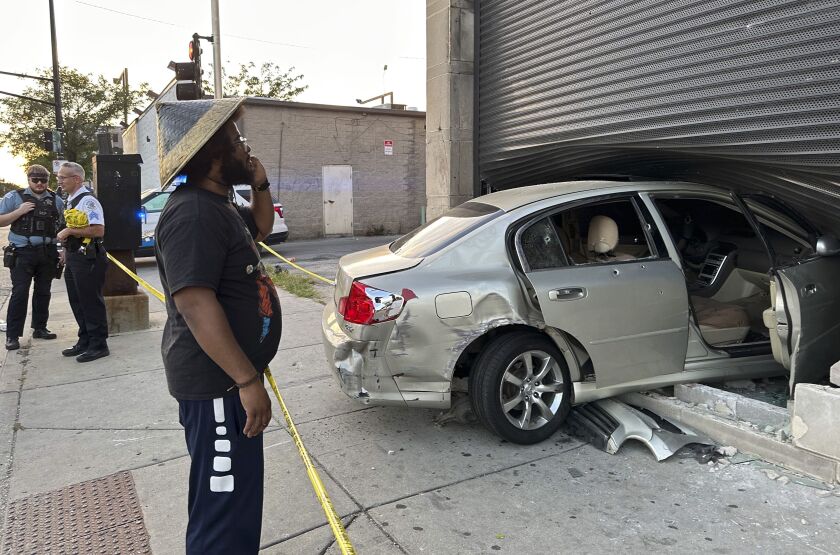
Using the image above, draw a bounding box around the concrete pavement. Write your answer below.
[0,240,838,553]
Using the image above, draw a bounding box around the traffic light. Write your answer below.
[42,129,62,153]
[170,34,204,100]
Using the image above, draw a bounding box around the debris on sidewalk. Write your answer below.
[565,398,715,461]
[434,394,476,426]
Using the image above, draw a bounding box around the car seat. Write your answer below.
[691,295,751,345]
[586,215,636,262]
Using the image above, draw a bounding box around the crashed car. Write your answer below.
[322,181,840,444]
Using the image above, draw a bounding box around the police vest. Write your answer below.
[10,190,60,240]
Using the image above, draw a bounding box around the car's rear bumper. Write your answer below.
[321,301,407,406]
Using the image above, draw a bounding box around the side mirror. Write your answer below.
[816,234,840,257]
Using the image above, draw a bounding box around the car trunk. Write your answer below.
[334,244,423,305]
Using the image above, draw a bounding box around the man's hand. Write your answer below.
[57,228,74,242]
[17,202,35,216]
[248,156,267,188]
[239,381,272,437]
[59,250,65,265]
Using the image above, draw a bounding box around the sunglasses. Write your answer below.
[28,176,49,184]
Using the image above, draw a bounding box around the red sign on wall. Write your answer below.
[384,140,393,155]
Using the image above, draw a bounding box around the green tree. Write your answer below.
[205,62,307,100]
[0,66,148,178]
[0,180,21,196]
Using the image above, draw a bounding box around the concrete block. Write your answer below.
[791,384,840,460]
[736,396,789,430]
[105,292,150,333]
[675,383,789,429]
[675,384,737,419]
[831,360,840,386]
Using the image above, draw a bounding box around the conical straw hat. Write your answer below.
[156,97,245,188]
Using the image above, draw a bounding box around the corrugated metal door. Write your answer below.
[323,165,353,236]
[477,0,840,231]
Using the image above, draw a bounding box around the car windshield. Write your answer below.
[390,202,503,258]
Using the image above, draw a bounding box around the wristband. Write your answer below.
[228,373,262,391]
[252,181,270,192]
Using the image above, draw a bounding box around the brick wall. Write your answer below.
[125,96,426,239]
[241,100,426,239]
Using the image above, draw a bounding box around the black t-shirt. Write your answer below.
[155,185,282,400]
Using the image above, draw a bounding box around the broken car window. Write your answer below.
[552,198,653,264]
[520,217,567,270]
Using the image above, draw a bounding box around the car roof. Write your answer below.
[478,180,725,211]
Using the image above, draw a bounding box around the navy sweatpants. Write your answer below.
[179,394,264,554]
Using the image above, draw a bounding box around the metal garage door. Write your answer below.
[477,0,840,231]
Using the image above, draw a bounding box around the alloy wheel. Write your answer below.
[498,349,566,430]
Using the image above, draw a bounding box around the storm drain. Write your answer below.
[3,471,151,554]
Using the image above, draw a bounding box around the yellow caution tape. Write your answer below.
[258,242,336,285]
[265,369,356,555]
[105,253,165,303]
[106,253,352,552]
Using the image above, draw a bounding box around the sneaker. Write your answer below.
[32,328,57,340]
[5,337,19,351]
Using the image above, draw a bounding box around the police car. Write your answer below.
[135,185,288,257]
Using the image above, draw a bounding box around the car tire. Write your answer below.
[469,331,571,444]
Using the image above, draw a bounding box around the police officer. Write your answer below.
[0,165,64,350]
[55,162,110,362]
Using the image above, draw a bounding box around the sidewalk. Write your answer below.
[0,274,369,553]
[1,263,839,553]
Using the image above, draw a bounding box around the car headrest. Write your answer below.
[587,215,619,254]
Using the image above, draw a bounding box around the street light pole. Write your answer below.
[211,0,222,99]
[48,0,64,152]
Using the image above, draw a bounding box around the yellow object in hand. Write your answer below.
[63,208,92,245]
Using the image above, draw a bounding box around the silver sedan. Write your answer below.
[322,181,840,443]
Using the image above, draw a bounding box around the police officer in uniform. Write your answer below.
[55,162,110,362]
[0,165,64,350]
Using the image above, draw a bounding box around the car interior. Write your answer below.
[652,196,814,350]
[517,193,816,352]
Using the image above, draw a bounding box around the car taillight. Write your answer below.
[274,205,283,218]
[338,281,407,325]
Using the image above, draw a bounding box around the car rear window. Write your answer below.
[389,202,503,258]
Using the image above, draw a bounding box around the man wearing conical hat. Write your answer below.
[154,98,282,554]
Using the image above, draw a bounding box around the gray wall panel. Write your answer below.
[478,0,840,231]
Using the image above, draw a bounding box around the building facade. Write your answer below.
[123,91,426,239]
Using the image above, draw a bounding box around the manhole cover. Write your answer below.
[4,471,151,554]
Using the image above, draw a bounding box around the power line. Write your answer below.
[74,1,313,49]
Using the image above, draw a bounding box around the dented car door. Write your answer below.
[517,195,690,388]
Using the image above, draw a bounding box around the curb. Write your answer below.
[620,391,839,484]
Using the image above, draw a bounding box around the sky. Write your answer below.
[0,0,426,184]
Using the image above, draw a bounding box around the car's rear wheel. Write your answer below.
[469,332,571,444]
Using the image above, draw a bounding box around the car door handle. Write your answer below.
[548,287,586,301]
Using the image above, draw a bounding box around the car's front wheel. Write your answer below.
[469,332,571,444]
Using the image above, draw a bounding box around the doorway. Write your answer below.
[322,165,353,236]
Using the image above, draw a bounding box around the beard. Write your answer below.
[220,152,253,186]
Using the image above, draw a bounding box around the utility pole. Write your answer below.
[48,0,64,155]
[113,68,128,126]
[211,0,222,99]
